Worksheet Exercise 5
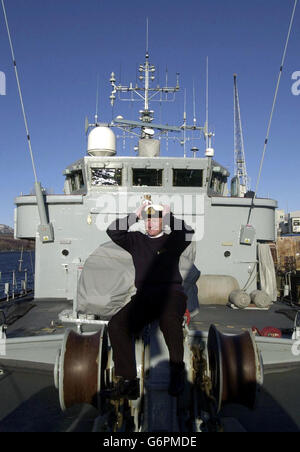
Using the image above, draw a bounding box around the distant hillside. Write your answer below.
[0,225,35,252]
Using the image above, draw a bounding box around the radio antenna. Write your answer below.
[1,0,54,242]
[1,0,38,184]
[146,17,149,55]
[205,56,209,149]
[95,75,100,124]
[247,0,298,224]
[183,88,187,157]
[193,79,197,127]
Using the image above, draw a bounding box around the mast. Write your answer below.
[110,54,179,126]
[108,20,210,157]
[108,19,181,155]
[233,73,249,196]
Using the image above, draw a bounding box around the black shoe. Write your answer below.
[105,377,140,400]
[168,362,185,397]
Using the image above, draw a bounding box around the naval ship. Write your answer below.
[1,6,300,433]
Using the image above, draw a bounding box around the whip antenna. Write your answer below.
[205,56,209,149]
[247,0,298,223]
[95,74,100,124]
[1,0,54,243]
[146,17,149,55]
[1,0,38,184]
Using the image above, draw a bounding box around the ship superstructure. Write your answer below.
[14,48,277,301]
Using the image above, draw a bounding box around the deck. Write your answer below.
[0,296,300,432]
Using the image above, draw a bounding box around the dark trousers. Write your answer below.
[108,289,187,379]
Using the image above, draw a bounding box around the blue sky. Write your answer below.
[0,0,299,227]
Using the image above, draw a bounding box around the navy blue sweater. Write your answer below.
[106,213,194,295]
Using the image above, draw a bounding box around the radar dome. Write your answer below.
[87,125,116,157]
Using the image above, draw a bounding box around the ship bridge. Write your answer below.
[62,156,230,198]
[14,151,276,302]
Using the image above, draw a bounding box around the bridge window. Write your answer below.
[78,171,85,188]
[210,172,227,194]
[69,170,84,191]
[91,168,122,186]
[70,176,76,192]
[132,168,163,187]
[173,169,203,187]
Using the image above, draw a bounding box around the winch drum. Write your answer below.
[54,326,108,411]
[54,327,146,415]
[207,324,263,412]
